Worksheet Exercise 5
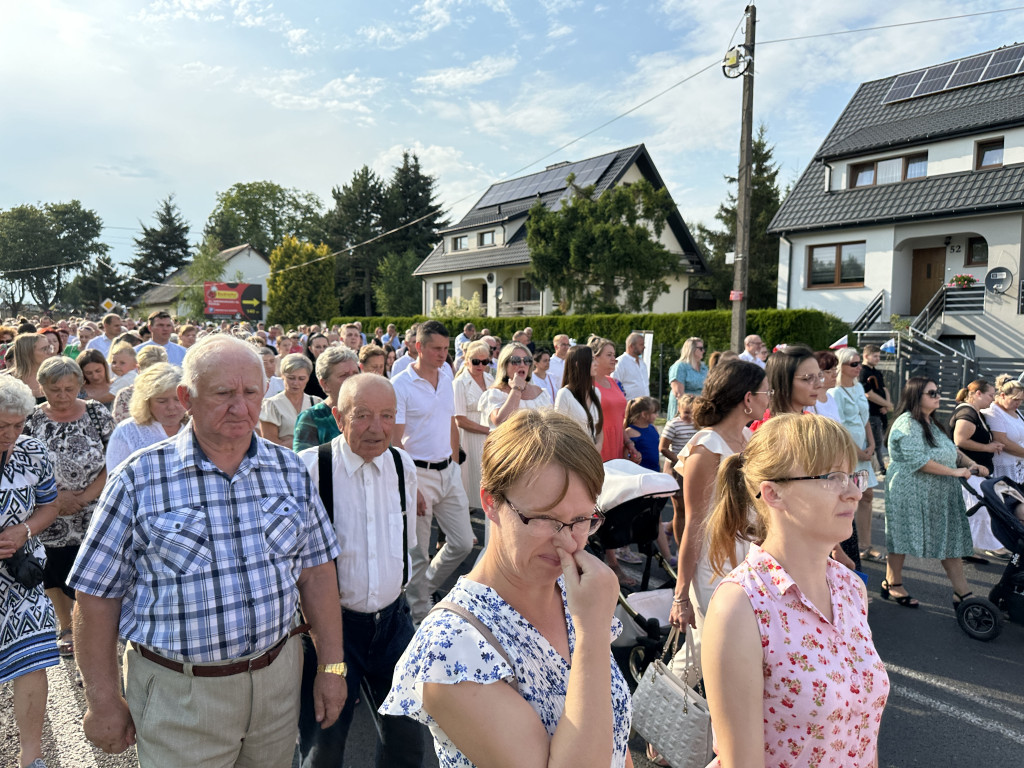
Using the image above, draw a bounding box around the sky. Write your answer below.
[4,0,1024,288]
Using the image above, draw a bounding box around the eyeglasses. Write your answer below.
[695,346,704,351]
[756,470,869,498]
[753,389,774,397]
[489,346,499,352]
[508,356,533,366]
[470,359,490,366]
[506,498,604,537]
[796,373,827,383]
[923,389,941,398]
[844,361,861,367]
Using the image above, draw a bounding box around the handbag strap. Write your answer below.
[428,600,520,692]
[662,624,698,671]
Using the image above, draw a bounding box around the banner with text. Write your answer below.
[203,282,263,321]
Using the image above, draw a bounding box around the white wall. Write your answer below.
[831,126,1024,190]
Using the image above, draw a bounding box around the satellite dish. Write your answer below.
[723,45,752,78]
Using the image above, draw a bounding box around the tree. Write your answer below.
[382,151,450,258]
[374,249,423,315]
[324,166,388,316]
[204,181,324,258]
[176,237,227,321]
[61,258,132,314]
[0,201,108,311]
[267,236,336,326]
[693,124,783,309]
[431,292,484,319]
[525,176,682,313]
[130,195,193,290]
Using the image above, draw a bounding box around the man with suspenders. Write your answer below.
[297,374,425,768]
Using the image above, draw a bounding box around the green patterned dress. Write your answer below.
[885,412,973,558]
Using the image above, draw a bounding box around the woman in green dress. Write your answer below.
[884,377,983,609]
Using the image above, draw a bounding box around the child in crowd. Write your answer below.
[624,396,676,566]
[659,394,698,471]
[108,342,138,394]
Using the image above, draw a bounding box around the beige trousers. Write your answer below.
[123,636,302,768]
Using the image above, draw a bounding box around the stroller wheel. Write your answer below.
[956,596,1003,641]
[628,645,650,688]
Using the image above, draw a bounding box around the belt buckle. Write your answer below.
[247,649,268,672]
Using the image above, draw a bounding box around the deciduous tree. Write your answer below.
[177,237,227,321]
[525,176,682,313]
[267,236,335,326]
[204,181,323,258]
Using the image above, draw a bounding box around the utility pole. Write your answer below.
[729,4,756,353]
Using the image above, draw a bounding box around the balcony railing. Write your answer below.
[498,300,542,316]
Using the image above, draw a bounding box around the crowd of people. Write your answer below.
[0,311,1017,768]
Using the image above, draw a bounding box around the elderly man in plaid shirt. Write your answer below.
[69,335,346,767]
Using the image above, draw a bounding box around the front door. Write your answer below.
[910,247,947,314]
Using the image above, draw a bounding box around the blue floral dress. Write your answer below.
[381,576,632,767]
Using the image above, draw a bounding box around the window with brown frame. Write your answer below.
[975,138,1004,170]
[808,242,866,288]
[478,231,495,247]
[452,235,468,251]
[965,237,988,267]
[849,152,928,188]
[435,282,453,303]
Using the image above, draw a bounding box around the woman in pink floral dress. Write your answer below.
[702,413,889,767]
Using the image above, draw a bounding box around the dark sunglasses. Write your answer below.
[924,389,941,398]
[470,359,490,366]
[508,356,533,366]
[844,361,860,367]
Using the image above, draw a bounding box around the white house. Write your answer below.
[414,144,708,316]
[769,44,1024,357]
[136,243,270,321]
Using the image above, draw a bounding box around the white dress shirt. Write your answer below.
[300,437,418,613]
[612,353,650,399]
[547,354,566,389]
[390,354,415,379]
[86,334,116,358]
[391,363,456,462]
[738,350,767,369]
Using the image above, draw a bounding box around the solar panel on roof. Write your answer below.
[982,44,1024,80]
[913,62,957,97]
[473,152,618,209]
[882,71,925,104]
[947,53,991,88]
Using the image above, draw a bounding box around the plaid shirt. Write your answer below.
[68,424,340,662]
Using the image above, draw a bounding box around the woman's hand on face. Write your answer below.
[511,370,527,391]
[556,545,619,637]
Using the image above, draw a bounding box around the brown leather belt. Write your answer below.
[135,623,310,677]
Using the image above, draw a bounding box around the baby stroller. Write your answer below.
[590,460,679,688]
[958,476,1024,641]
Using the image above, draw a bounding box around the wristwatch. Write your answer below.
[317,662,348,677]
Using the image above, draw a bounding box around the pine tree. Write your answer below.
[130,195,192,292]
[60,258,131,314]
[694,125,783,309]
[383,152,450,258]
[324,166,388,316]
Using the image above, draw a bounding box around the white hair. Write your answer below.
[316,346,358,382]
[0,376,37,417]
[182,335,265,395]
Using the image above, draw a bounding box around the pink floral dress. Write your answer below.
[709,544,888,768]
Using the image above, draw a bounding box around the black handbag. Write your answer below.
[3,543,45,589]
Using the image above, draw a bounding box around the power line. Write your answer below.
[760,6,1024,46]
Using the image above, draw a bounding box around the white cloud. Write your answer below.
[373,141,494,218]
[359,0,518,49]
[548,24,572,39]
[413,55,518,93]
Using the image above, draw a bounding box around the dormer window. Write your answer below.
[976,138,1003,169]
[849,152,928,188]
[453,235,468,251]
[479,231,495,247]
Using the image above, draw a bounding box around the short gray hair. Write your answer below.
[130,363,182,425]
[182,335,265,396]
[280,353,313,377]
[336,373,395,423]
[0,376,37,417]
[38,356,84,388]
[316,346,358,382]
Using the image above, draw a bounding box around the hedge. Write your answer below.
[330,309,849,353]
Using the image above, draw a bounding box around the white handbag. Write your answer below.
[631,626,714,768]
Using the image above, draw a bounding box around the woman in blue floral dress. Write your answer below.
[0,376,60,768]
[382,409,633,767]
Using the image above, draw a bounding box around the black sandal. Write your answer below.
[880,579,919,608]
[953,590,973,609]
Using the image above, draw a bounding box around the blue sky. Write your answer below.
[3,1,1024,285]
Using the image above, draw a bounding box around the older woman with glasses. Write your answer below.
[453,341,493,507]
[984,374,1024,484]
[884,377,981,611]
[831,348,881,562]
[667,337,707,421]
[382,409,632,768]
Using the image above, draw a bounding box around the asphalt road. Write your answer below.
[4,492,1022,768]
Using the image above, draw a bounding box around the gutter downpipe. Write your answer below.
[781,234,793,309]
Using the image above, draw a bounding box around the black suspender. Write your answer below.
[316,441,409,586]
